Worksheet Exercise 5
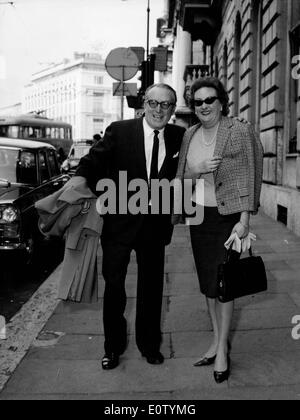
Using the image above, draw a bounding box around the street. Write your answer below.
[0,238,65,321]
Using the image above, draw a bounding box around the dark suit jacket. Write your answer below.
[76,117,186,245]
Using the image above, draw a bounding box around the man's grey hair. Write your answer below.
[144,83,177,105]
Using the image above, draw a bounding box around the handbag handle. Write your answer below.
[225,245,253,263]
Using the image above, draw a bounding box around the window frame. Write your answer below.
[289,23,300,154]
[38,150,51,183]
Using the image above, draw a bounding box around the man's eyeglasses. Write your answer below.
[193,96,219,107]
[145,100,175,110]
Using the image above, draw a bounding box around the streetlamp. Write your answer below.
[121,0,154,114]
[146,0,150,59]
[121,0,151,60]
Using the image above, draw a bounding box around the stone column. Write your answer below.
[172,23,192,108]
[162,0,169,19]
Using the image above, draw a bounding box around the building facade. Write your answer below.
[162,0,300,236]
[0,102,22,116]
[22,53,125,141]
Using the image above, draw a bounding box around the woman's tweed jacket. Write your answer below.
[172,116,264,224]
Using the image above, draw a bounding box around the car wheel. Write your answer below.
[25,234,36,264]
[23,233,41,280]
[0,267,14,290]
[0,255,25,288]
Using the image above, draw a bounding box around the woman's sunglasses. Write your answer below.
[193,96,219,107]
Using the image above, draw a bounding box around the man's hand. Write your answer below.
[190,156,222,175]
[233,116,250,125]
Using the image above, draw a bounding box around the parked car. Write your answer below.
[61,140,94,175]
[0,137,70,267]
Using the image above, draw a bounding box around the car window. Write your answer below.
[0,126,9,137]
[48,149,60,177]
[45,127,51,139]
[7,125,19,138]
[38,151,50,182]
[17,151,38,185]
[0,148,19,183]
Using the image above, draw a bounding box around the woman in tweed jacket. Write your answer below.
[172,77,264,383]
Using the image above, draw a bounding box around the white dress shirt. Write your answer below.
[143,118,166,180]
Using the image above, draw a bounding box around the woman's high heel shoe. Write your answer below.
[194,341,231,367]
[213,355,231,384]
[194,354,216,367]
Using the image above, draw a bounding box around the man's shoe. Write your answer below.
[101,353,119,370]
[143,352,164,365]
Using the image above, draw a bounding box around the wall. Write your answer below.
[213,0,300,236]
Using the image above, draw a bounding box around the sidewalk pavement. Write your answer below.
[0,211,300,400]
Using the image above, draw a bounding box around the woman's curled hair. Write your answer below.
[190,76,230,116]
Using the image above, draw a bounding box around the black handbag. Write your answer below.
[217,247,268,303]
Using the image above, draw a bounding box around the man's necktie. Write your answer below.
[150,130,160,180]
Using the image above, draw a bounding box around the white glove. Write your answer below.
[224,232,256,253]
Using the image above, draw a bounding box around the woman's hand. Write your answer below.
[231,221,249,239]
[190,156,222,175]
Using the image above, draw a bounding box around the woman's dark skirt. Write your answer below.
[190,206,240,298]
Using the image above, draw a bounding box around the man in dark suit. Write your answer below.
[75,83,186,369]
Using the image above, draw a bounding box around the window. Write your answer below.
[251,0,263,131]
[0,149,19,183]
[289,23,300,154]
[32,127,42,139]
[51,127,59,139]
[94,76,103,85]
[93,118,103,134]
[234,13,242,116]
[192,40,204,65]
[0,126,8,137]
[223,41,228,90]
[65,128,71,140]
[17,151,37,185]
[214,57,219,78]
[93,100,102,114]
[8,125,19,138]
[28,127,34,138]
[20,126,28,138]
[38,151,50,182]
[277,205,288,226]
[45,127,51,138]
[93,91,104,97]
[48,150,60,176]
[20,126,41,139]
